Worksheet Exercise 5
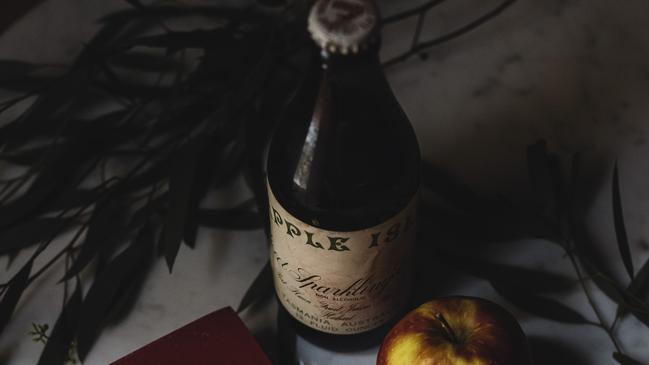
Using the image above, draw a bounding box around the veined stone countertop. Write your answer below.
[1,0,648,364]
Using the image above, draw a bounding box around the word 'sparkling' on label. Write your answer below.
[268,184,417,335]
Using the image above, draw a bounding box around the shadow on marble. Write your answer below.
[528,335,589,365]
[0,344,16,365]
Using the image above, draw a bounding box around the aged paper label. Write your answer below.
[268,185,417,335]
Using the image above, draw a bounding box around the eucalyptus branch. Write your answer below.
[0,2,525,363]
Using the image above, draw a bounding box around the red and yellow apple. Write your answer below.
[377,296,532,365]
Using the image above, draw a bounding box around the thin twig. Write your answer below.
[382,0,450,25]
[383,0,519,68]
[411,12,427,49]
[566,248,623,353]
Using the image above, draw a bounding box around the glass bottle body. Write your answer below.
[267,45,420,358]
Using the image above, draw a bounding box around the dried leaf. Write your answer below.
[37,281,82,365]
[613,352,644,365]
[197,209,262,231]
[162,142,201,272]
[76,225,154,361]
[612,162,634,280]
[237,261,273,313]
[0,260,32,335]
[491,282,591,325]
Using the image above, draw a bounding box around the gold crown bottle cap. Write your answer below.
[307,0,379,55]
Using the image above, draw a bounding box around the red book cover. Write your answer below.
[110,307,272,365]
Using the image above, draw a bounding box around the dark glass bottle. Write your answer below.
[267,0,420,361]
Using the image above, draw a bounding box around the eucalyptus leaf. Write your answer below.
[48,189,101,212]
[61,198,129,281]
[616,255,649,321]
[36,281,82,365]
[129,194,166,230]
[117,156,173,194]
[612,162,634,280]
[104,224,154,325]
[0,137,105,228]
[0,259,32,335]
[629,255,649,299]
[491,282,592,325]
[76,225,155,361]
[0,217,75,255]
[1,68,90,150]
[161,141,201,272]
[584,264,649,327]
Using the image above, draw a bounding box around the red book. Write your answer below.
[111,307,272,365]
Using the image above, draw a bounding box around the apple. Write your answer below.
[376,296,532,365]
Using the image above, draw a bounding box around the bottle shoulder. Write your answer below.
[267,59,420,231]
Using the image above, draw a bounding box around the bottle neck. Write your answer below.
[318,42,382,73]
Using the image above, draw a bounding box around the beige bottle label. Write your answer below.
[268,185,417,335]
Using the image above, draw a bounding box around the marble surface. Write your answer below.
[2,0,649,364]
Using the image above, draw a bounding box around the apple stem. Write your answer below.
[434,313,459,344]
